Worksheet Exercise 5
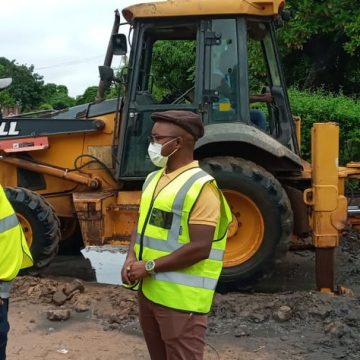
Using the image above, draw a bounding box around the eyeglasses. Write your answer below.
[147,135,178,144]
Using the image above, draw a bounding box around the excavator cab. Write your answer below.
[107,1,305,288]
[114,11,302,181]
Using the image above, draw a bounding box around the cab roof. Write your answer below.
[122,0,285,22]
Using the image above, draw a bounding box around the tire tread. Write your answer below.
[5,187,60,269]
[201,156,293,289]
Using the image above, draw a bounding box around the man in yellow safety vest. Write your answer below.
[121,110,231,360]
[0,185,33,360]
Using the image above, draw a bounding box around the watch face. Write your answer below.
[146,260,155,272]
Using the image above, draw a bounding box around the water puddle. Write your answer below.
[81,245,128,285]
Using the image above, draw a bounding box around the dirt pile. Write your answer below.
[210,290,360,358]
[10,272,360,359]
[8,229,360,359]
[11,276,139,329]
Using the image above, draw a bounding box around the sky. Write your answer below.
[1,0,152,98]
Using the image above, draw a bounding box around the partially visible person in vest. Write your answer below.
[121,110,231,360]
[0,185,33,360]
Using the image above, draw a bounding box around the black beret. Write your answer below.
[151,110,204,140]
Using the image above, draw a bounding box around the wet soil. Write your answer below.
[6,230,360,360]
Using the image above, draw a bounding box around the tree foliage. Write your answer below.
[0,57,94,112]
[150,40,196,100]
[288,88,360,164]
[0,89,15,107]
[1,1,360,112]
[279,0,360,95]
[43,83,75,110]
[75,86,98,105]
[0,57,44,111]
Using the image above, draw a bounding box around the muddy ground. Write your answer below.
[6,229,360,360]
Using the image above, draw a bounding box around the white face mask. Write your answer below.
[147,138,178,168]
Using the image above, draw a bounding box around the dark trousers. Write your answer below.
[250,109,266,130]
[138,291,207,360]
[0,298,9,360]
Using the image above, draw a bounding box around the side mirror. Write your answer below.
[112,34,127,56]
[98,65,115,83]
[0,78,12,90]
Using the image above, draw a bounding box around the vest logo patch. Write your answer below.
[149,208,173,229]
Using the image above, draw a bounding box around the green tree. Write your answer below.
[0,90,16,107]
[38,103,53,111]
[279,0,360,95]
[288,88,360,163]
[0,57,44,111]
[42,83,58,101]
[150,40,196,100]
[75,86,98,105]
[42,83,75,110]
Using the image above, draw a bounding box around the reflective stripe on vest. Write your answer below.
[137,234,224,260]
[142,171,158,192]
[154,271,218,290]
[167,170,212,242]
[136,167,231,313]
[0,213,19,233]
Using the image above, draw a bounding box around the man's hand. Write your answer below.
[0,298,3,306]
[121,255,136,285]
[261,92,273,103]
[121,220,139,285]
[128,261,149,282]
[250,93,273,103]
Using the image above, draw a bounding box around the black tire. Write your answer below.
[5,187,60,269]
[200,157,293,290]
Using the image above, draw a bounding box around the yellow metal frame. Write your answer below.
[123,0,285,22]
[339,162,360,230]
[303,123,347,248]
[302,123,360,292]
[73,191,141,246]
[338,162,360,180]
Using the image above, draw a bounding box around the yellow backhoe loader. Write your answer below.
[0,0,359,291]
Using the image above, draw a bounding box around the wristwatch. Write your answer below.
[145,259,156,276]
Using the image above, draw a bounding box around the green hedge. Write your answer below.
[288,88,360,165]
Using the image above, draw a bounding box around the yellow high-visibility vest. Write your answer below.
[135,167,231,313]
[0,185,33,281]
